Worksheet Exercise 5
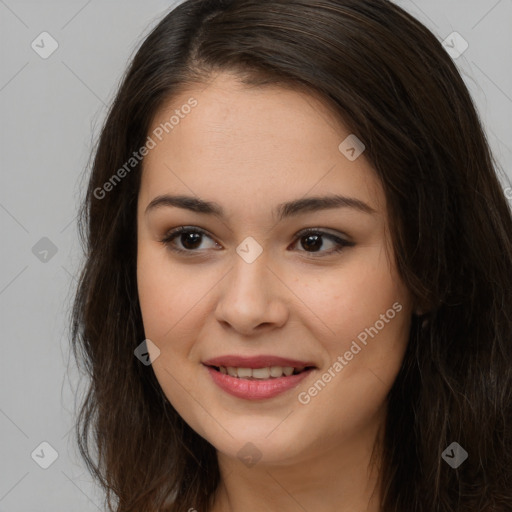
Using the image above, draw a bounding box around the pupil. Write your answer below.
[181,232,201,249]
[302,234,322,252]
[179,233,323,251]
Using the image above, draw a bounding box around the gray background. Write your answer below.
[0,0,511,510]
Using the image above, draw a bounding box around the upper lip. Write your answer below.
[203,355,316,369]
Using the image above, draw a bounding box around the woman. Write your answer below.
[71,0,512,510]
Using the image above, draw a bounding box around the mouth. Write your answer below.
[202,356,317,400]
[206,364,315,379]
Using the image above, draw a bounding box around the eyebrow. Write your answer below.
[144,193,377,220]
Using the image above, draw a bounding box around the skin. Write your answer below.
[136,71,413,512]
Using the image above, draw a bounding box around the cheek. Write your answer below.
[137,260,190,369]
[290,249,408,349]
[136,248,204,410]
[136,245,205,341]
[293,262,410,442]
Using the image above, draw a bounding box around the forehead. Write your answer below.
[148,72,347,153]
[140,72,385,216]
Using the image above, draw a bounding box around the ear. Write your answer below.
[413,300,433,317]
[413,308,431,329]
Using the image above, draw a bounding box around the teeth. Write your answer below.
[252,367,270,379]
[237,367,252,378]
[270,366,284,377]
[221,366,306,379]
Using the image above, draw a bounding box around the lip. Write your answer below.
[205,365,315,400]
[202,355,316,369]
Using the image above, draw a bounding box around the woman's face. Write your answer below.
[136,72,413,466]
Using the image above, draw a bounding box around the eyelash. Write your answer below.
[159,226,354,258]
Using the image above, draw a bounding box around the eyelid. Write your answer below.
[160,226,220,250]
[159,225,354,257]
[289,227,354,256]
[295,227,353,243]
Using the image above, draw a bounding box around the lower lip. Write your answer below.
[204,365,314,400]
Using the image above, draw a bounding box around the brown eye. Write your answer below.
[177,231,202,250]
[159,226,354,258]
[291,229,354,257]
[301,233,324,252]
[160,226,219,253]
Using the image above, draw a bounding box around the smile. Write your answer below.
[213,365,309,379]
[203,364,316,400]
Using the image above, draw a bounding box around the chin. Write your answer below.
[197,415,309,465]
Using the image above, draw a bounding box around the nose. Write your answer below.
[214,251,289,336]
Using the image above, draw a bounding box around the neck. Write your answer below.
[210,412,385,512]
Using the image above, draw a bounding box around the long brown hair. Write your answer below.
[71,1,512,510]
